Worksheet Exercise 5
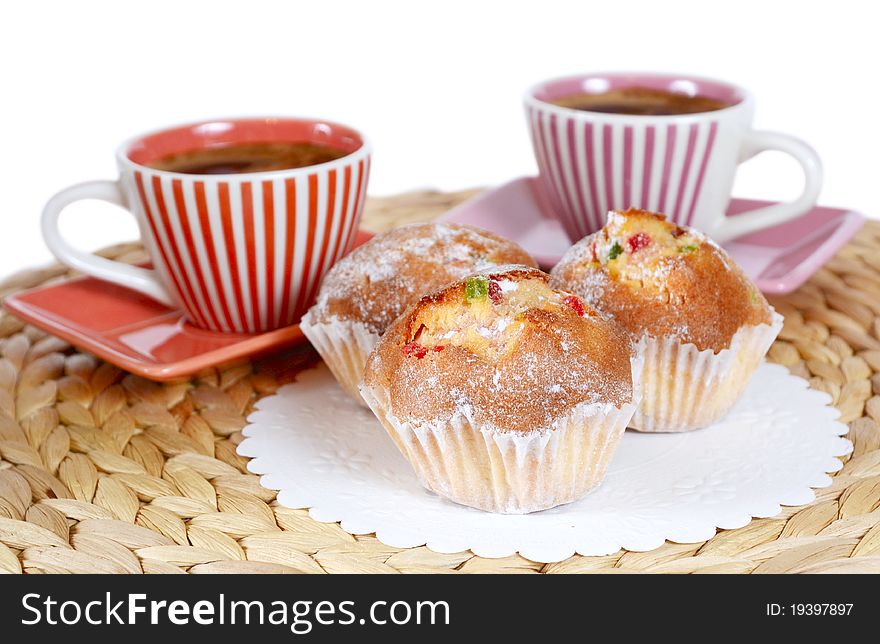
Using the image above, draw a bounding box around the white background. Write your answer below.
[1,0,877,280]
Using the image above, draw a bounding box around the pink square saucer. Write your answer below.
[3,230,374,381]
[440,176,866,294]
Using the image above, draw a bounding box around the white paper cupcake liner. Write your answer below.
[299,314,379,406]
[630,311,784,433]
[359,377,639,514]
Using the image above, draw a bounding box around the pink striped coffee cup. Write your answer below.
[524,73,822,243]
[42,117,371,333]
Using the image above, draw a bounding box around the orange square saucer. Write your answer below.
[3,230,374,381]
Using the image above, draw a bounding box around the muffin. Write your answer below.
[359,265,640,514]
[300,223,536,403]
[550,208,783,432]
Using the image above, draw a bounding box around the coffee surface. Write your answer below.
[549,87,730,115]
[148,142,349,174]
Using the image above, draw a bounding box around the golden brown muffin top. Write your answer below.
[550,209,772,353]
[306,222,537,334]
[362,265,634,433]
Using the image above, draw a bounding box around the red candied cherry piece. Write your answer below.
[488,279,503,304]
[432,345,445,352]
[402,342,428,359]
[563,295,586,317]
[627,232,651,253]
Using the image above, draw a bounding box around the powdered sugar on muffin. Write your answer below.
[359,265,640,513]
[306,223,537,335]
[550,208,772,353]
[363,265,634,433]
[301,223,537,405]
[551,209,782,432]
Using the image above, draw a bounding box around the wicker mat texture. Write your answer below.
[1,188,880,574]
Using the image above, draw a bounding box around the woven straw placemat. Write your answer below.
[1,188,879,574]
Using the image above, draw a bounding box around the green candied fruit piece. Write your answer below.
[607,242,623,261]
[465,275,489,302]
[678,244,699,254]
[750,288,760,305]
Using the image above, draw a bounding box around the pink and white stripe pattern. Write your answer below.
[527,105,719,241]
[524,74,821,244]
[130,158,370,334]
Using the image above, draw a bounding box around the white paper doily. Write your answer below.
[239,362,852,563]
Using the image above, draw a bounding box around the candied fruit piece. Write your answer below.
[678,244,698,254]
[488,279,503,304]
[750,288,759,305]
[432,345,445,352]
[607,242,623,261]
[465,275,489,301]
[563,295,586,317]
[402,342,428,359]
[627,232,651,253]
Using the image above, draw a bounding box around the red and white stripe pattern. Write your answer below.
[527,106,719,241]
[131,157,370,333]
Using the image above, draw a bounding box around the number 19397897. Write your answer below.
[766,604,853,616]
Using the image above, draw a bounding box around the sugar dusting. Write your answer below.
[305,222,537,334]
[550,209,773,352]
[364,266,635,433]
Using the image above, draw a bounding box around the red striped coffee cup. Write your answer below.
[524,73,821,243]
[42,117,371,333]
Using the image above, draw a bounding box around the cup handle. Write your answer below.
[712,130,823,242]
[41,180,175,306]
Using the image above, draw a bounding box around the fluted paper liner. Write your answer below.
[300,315,379,406]
[359,358,641,514]
[630,311,784,432]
